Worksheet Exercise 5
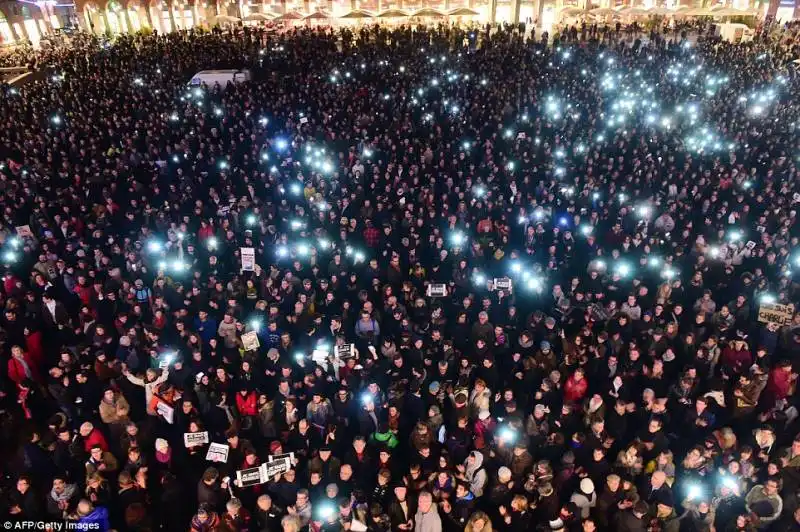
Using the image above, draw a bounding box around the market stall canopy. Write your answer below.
[274,11,303,19]
[559,6,585,15]
[617,6,649,15]
[411,7,446,16]
[340,9,375,18]
[304,10,331,19]
[448,7,480,16]
[211,15,241,24]
[590,7,616,14]
[244,12,273,21]
[377,8,410,17]
[712,7,752,16]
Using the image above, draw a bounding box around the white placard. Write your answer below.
[241,247,256,271]
[264,457,292,477]
[492,277,513,293]
[426,283,447,297]
[206,442,230,463]
[334,344,354,359]
[156,401,174,424]
[184,431,209,448]
[237,464,268,487]
[299,117,309,124]
[241,331,260,351]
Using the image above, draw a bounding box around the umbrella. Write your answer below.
[647,7,672,15]
[411,7,446,17]
[274,11,303,19]
[244,12,273,21]
[377,9,409,17]
[211,15,241,24]
[304,10,331,19]
[590,7,616,15]
[340,9,375,18]
[448,7,480,16]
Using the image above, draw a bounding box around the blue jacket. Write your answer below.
[78,506,110,531]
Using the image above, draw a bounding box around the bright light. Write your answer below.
[3,251,16,263]
[219,161,228,170]
[169,113,179,121]
[354,251,366,262]
[361,393,374,405]
[275,139,288,151]
[451,232,465,246]
[171,260,186,273]
[499,428,516,443]
[721,476,738,491]
[148,241,163,253]
[318,503,336,520]
[760,293,776,304]
[616,263,631,277]
[663,268,676,280]
[7,237,20,249]
[638,206,651,218]
[581,225,593,236]
[208,237,218,249]
[687,484,703,501]
[518,215,528,225]
[318,238,330,249]
[728,231,742,242]
[276,246,288,257]
[214,108,223,116]
[246,215,257,227]
[593,192,600,200]
[259,117,268,126]
[473,273,486,286]
[297,244,309,256]
[363,149,373,158]
[290,183,301,195]
[158,261,167,271]
[648,257,660,267]
[290,220,303,231]
[474,186,486,198]
[510,261,522,274]
[559,217,568,227]
[321,161,333,174]
[709,246,719,258]
[249,319,262,332]
[51,115,62,125]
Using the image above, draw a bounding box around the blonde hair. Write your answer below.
[281,515,301,532]
[465,511,493,532]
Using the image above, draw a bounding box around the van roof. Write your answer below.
[194,69,246,74]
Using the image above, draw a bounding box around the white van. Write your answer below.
[188,69,252,89]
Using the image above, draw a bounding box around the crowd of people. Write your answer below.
[1,16,800,532]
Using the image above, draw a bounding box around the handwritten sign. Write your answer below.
[184,431,209,448]
[241,331,260,352]
[757,303,795,326]
[206,442,230,463]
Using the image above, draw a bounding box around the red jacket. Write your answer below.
[25,331,44,369]
[7,353,40,386]
[236,392,258,417]
[83,428,109,452]
[564,375,588,403]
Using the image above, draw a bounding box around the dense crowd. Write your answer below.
[2,17,800,532]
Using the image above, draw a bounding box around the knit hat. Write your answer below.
[580,478,595,495]
[269,441,282,454]
[155,438,169,453]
